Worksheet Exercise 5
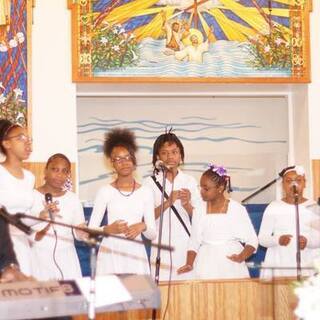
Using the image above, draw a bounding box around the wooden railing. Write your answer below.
[73,278,297,320]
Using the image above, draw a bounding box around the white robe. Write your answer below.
[144,170,203,281]
[189,199,258,280]
[89,185,156,275]
[174,41,209,63]
[258,200,320,278]
[31,190,84,280]
[0,165,35,275]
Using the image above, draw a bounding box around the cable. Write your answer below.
[52,226,64,280]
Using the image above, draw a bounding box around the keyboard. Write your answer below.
[0,274,160,319]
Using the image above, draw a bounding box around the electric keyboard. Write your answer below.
[0,274,160,319]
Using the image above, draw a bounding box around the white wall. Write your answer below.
[30,0,77,162]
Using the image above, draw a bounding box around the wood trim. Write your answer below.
[73,278,297,320]
[304,0,312,83]
[70,0,79,81]
[72,76,311,84]
[23,161,76,190]
[67,0,75,10]
[312,159,320,201]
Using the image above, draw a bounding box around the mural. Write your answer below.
[70,0,310,82]
[0,0,31,125]
[77,96,288,203]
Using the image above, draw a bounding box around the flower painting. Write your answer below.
[70,0,310,82]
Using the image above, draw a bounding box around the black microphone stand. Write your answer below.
[241,166,294,204]
[87,234,102,320]
[0,207,32,234]
[152,167,168,320]
[241,176,281,204]
[15,213,172,320]
[293,189,302,281]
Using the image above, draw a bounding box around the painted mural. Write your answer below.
[0,0,29,125]
[77,97,288,203]
[70,0,310,82]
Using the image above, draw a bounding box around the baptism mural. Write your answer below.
[70,0,310,82]
[0,0,32,125]
[77,96,288,203]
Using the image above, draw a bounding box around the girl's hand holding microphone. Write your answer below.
[39,201,60,220]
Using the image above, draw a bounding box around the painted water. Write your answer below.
[94,39,291,78]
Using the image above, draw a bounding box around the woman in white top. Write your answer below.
[144,130,203,281]
[178,164,258,280]
[0,119,34,275]
[31,153,85,280]
[89,128,156,275]
[258,165,320,278]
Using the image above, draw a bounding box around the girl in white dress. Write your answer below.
[0,119,35,275]
[144,130,203,281]
[259,165,320,278]
[178,164,258,280]
[89,128,156,275]
[31,153,85,280]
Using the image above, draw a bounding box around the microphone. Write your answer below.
[155,160,171,171]
[45,193,54,221]
[291,181,299,197]
[0,206,32,235]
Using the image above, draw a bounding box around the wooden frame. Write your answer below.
[312,159,320,201]
[69,0,311,83]
[0,0,34,126]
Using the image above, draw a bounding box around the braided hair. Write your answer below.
[152,128,184,167]
[103,128,137,165]
[202,164,233,193]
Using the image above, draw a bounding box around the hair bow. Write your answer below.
[208,164,227,177]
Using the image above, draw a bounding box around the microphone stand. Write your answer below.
[87,235,101,320]
[152,167,168,320]
[241,176,281,204]
[293,190,302,281]
[241,166,295,204]
[0,207,32,235]
[15,213,172,320]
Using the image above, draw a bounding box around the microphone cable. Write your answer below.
[51,224,64,280]
[45,193,64,280]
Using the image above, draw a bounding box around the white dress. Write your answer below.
[258,200,320,278]
[89,184,156,275]
[144,170,203,281]
[30,190,84,280]
[0,164,35,275]
[189,199,258,280]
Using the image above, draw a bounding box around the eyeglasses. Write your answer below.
[111,155,132,163]
[5,134,33,143]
